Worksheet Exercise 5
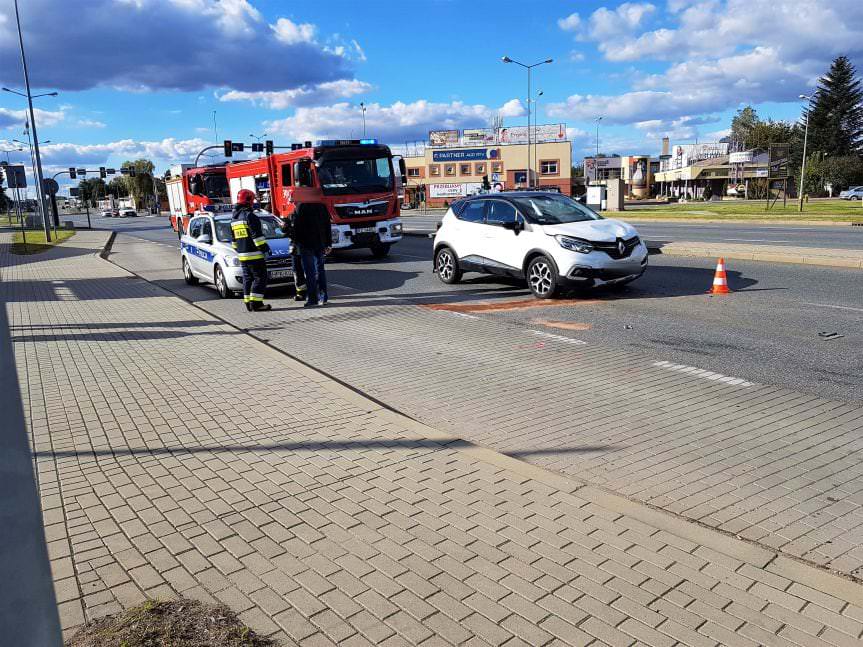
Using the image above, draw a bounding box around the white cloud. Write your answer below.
[0,107,65,129]
[35,137,213,166]
[569,51,585,62]
[0,0,353,93]
[271,17,317,44]
[265,98,523,143]
[498,99,526,118]
[75,119,107,128]
[557,12,581,31]
[218,79,372,109]
[587,3,656,40]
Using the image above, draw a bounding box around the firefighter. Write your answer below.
[230,189,272,312]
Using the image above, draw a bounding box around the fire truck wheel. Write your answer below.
[182,258,198,285]
[371,242,391,259]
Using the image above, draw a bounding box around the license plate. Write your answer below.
[269,269,293,279]
[353,227,376,233]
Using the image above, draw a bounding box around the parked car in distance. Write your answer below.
[100,209,118,218]
[838,186,863,200]
[433,191,648,299]
[119,208,138,217]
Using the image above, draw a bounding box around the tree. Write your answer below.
[107,176,128,199]
[121,158,157,210]
[802,153,863,195]
[806,56,863,156]
[77,178,107,207]
[730,106,759,145]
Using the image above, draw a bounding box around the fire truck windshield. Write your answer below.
[317,157,393,195]
[203,174,230,199]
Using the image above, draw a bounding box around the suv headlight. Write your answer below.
[556,235,594,254]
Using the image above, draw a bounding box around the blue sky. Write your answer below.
[1,0,862,194]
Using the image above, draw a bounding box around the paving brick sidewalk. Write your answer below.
[4,232,863,646]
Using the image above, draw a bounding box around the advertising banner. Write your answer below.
[462,128,496,145]
[498,123,566,145]
[432,148,488,162]
[429,183,465,198]
[429,130,459,147]
[3,164,27,188]
[629,156,648,191]
[768,143,790,178]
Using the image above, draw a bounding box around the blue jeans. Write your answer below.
[300,248,327,304]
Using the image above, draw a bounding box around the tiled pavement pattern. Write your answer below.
[4,232,863,646]
[109,236,863,579]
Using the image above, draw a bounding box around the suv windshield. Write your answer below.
[513,194,600,224]
[203,174,230,199]
[318,157,393,195]
[215,215,284,243]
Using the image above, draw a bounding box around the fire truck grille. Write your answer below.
[335,202,389,219]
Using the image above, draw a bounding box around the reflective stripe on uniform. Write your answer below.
[231,221,250,238]
[237,251,264,261]
[253,236,267,247]
[249,293,264,301]
[243,295,252,303]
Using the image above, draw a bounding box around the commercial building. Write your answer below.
[403,125,573,208]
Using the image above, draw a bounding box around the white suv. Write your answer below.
[433,191,648,298]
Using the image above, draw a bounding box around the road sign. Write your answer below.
[5,164,26,188]
[251,143,263,153]
[106,168,116,175]
[231,142,245,153]
[77,168,86,176]
[43,178,59,195]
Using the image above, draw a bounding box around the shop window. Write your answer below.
[475,163,486,175]
[429,165,440,176]
[407,167,420,177]
[491,162,503,173]
[541,160,559,175]
[460,163,471,175]
[444,164,456,177]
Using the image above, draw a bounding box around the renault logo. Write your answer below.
[618,240,626,255]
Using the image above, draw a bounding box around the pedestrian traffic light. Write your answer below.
[223,140,233,157]
[69,167,77,179]
[265,140,274,155]
[482,174,491,191]
[99,167,106,178]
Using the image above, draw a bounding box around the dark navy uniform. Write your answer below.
[230,205,270,310]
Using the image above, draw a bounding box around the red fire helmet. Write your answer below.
[236,189,255,205]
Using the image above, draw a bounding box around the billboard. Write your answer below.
[629,156,648,191]
[432,148,487,162]
[429,130,459,147]
[428,182,485,198]
[3,164,27,188]
[768,143,790,178]
[462,128,496,145]
[670,143,729,169]
[498,123,566,145]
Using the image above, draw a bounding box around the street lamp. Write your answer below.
[502,56,553,188]
[594,116,603,158]
[532,90,544,185]
[359,102,367,138]
[249,132,268,142]
[797,94,811,212]
[5,0,57,241]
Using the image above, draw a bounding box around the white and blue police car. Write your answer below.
[181,210,294,298]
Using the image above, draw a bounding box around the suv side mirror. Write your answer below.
[502,220,523,234]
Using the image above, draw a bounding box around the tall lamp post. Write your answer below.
[594,116,603,158]
[797,94,811,213]
[5,0,55,241]
[532,90,544,186]
[359,102,367,138]
[502,55,553,188]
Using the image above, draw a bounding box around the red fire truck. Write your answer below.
[225,139,404,257]
[166,163,231,237]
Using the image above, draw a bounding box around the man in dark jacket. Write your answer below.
[282,210,307,302]
[292,203,332,307]
[230,189,272,312]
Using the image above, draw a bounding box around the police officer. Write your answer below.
[230,189,272,312]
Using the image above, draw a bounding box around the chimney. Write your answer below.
[661,136,670,157]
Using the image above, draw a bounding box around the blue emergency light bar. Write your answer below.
[316,138,379,147]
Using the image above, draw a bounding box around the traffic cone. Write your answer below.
[709,257,732,294]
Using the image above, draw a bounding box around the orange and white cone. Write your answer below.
[709,257,732,294]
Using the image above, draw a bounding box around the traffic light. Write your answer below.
[69,167,77,179]
[482,174,491,191]
[223,140,233,157]
[251,143,263,153]
[265,140,274,156]
[99,166,106,178]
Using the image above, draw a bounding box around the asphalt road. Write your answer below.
[401,212,863,250]
[105,218,862,403]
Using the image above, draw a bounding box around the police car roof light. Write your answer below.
[359,138,378,145]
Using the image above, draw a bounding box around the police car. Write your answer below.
[181,210,294,298]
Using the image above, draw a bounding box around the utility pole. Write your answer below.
[502,56,553,189]
[797,94,811,213]
[11,0,51,241]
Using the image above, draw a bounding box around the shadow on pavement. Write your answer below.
[0,297,61,640]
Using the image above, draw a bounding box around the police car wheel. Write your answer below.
[182,257,198,285]
[214,266,233,299]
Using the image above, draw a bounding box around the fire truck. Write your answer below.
[225,139,405,257]
[165,163,231,237]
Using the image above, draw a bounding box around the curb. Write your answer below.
[98,232,863,603]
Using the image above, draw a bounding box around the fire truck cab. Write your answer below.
[166,164,231,237]
[225,139,404,258]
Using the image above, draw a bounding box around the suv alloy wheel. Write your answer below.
[526,255,559,299]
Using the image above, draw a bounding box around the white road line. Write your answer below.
[803,302,863,313]
[450,312,479,320]
[531,330,587,346]
[716,238,794,243]
[652,360,753,386]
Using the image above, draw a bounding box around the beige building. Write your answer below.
[404,140,572,207]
